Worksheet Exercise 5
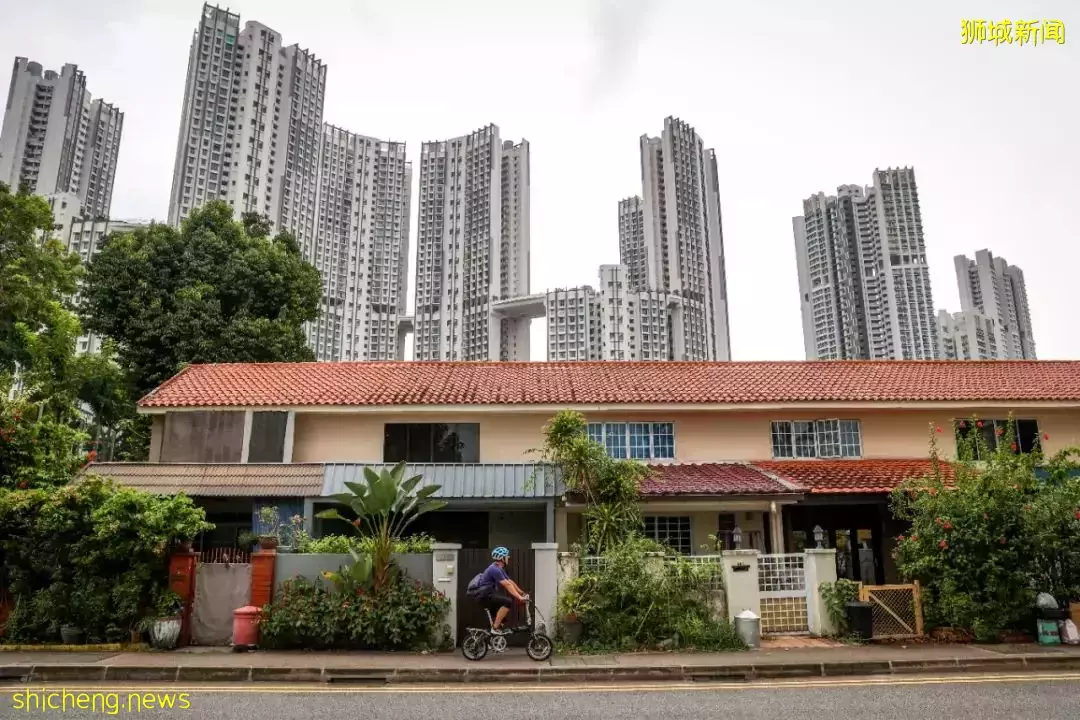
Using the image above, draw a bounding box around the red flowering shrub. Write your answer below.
[893,420,1080,639]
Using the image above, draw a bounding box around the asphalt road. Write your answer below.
[3,673,1080,719]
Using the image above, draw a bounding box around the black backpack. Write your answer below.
[466,572,488,600]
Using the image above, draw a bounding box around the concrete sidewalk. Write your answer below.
[3,642,1080,684]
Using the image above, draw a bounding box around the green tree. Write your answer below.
[535,410,649,554]
[0,183,133,468]
[0,184,80,377]
[81,200,322,402]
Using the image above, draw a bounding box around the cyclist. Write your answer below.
[467,546,529,634]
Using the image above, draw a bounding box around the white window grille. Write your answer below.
[770,419,862,459]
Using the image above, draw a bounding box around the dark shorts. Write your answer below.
[483,588,513,612]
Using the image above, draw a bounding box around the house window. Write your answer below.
[643,515,692,555]
[587,422,675,460]
[771,420,862,459]
[248,411,287,462]
[383,423,480,463]
[954,418,1040,460]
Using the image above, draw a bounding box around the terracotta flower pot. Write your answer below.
[258,536,279,550]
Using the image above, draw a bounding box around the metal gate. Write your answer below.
[190,552,251,646]
[859,583,924,640]
[758,553,809,635]
[457,548,534,646]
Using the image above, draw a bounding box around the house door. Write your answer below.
[456,548,535,646]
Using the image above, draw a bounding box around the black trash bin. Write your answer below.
[846,601,873,640]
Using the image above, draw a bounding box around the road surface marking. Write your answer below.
[3,671,1080,694]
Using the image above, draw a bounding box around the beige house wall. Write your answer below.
[284,407,1080,464]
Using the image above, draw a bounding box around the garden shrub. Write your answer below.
[259,573,449,650]
[893,420,1080,640]
[559,537,743,652]
[295,533,435,555]
[0,477,212,643]
[819,579,861,635]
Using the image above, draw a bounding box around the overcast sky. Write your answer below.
[2,0,1075,360]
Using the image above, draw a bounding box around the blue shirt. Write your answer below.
[480,562,509,589]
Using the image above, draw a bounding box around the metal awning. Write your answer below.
[321,463,563,499]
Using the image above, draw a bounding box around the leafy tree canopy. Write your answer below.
[82,201,322,400]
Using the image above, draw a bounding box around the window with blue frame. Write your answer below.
[587,422,675,460]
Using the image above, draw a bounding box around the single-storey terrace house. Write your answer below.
[86,359,1080,584]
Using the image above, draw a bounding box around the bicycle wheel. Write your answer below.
[462,631,489,661]
[526,632,553,661]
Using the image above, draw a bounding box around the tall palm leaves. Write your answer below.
[317,462,446,592]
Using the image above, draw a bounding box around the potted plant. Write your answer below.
[59,624,84,645]
[257,506,281,550]
[238,531,258,550]
[557,588,585,645]
[144,590,183,650]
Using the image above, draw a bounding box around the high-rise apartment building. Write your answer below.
[951,250,1036,359]
[544,265,675,362]
[621,117,731,361]
[413,125,530,361]
[617,196,647,292]
[793,167,938,360]
[937,309,1001,361]
[309,125,411,362]
[171,5,417,362]
[0,58,123,217]
[168,4,327,245]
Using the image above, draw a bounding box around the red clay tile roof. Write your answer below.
[754,459,955,495]
[138,360,1080,409]
[641,463,807,496]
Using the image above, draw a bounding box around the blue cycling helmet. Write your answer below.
[491,546,510,561]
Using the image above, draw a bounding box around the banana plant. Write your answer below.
[316,461,447,593]
[321,548,372,595]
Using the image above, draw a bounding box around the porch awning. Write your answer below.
[83,462,324,497]
[642,463,806,497]
[321,463,563,499]
[754,459,954,494]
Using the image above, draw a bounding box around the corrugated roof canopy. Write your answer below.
[321,463,562,499]
[84,463,324,497]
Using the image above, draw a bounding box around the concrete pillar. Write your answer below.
[556,552,578,594]
[240,410,253,463]
[532,542,558,635]
[769,502,785,552]
[282,411,296,463]
[432,543,461,645]
[168,551,197,646]
[804,548,838,636]
[555,508,569,551]
[721,549,760,621]
[544,499,555,543]
[644,551,665,578]
[250,550,277,608]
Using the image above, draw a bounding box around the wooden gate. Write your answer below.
[457,548,534,646]
[859,582,924,640]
